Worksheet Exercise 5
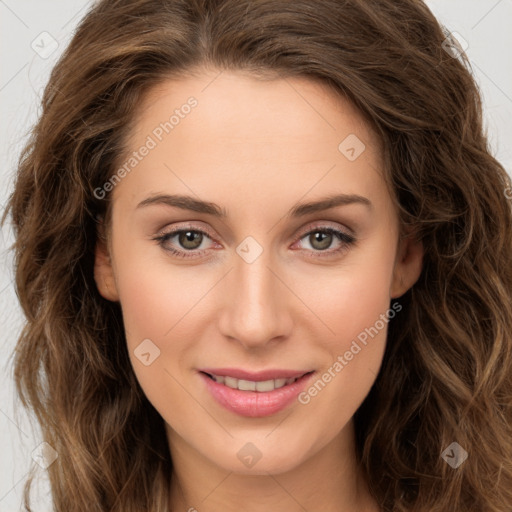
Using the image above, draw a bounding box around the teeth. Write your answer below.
[273,378,287,389]
[238,379,256,391]
[256,380,274,392]
[224,376,237,388]
[211,374,299,391]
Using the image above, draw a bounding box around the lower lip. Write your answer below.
[200,371,315,418]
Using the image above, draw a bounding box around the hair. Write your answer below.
[3,0,512,510]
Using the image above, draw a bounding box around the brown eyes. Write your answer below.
[153,223,356,261]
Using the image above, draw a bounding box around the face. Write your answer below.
[94,69,423,475]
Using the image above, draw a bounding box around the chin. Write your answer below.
[201,429,320,476]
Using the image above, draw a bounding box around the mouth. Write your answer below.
[200,371,310,392]
[198,369,315,417]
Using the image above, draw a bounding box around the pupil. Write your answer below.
[180,231,202,249]
[312,231,331,250]
[176,230,333,251]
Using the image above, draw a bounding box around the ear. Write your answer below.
[93,220,120,302]
[390,228,424,298]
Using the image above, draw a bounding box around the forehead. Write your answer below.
[131,69,381,151]
[112,70,387,215]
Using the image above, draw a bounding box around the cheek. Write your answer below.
[301,240,396,419]
[114,257,204,417]
[315,242,397,347]
[318,274,391,385]
[113,248,201,343]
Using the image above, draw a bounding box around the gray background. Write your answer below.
[1,0,511,509]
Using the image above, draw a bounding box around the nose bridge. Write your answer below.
[218,236,291,347]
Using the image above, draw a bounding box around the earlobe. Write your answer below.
[93,232,120,302]
[390,231,424,299]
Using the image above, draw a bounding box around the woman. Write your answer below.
[4,0,512,510]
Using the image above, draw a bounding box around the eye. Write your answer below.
[294,225,356,259]
[152,222,357,260]
[152,226,215,259]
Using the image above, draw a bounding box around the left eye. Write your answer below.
[153,226,356,259]
[297,228,356,253]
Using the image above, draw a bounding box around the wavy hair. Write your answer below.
[4,0,512,510]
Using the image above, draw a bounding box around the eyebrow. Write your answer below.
[136,192,373,217]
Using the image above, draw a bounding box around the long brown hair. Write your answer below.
[4,0,512,510]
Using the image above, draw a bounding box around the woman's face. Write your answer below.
[95,69,423,475]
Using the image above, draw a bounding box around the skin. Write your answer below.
[94,69,423,512]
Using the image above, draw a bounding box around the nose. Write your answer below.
[217,243,293,350]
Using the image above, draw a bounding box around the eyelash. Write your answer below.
[152,224,356,260]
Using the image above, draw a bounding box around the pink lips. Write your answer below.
[199,368,315,417]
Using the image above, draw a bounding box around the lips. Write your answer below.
[199,368,315,417]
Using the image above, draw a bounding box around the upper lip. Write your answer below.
[199,368,313,381]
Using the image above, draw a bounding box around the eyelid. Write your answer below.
[154,219,353,244]
[294,220,354,239]
[154,221,216,240]
[152,219,356,259]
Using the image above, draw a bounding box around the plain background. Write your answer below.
[1,1,511,510]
